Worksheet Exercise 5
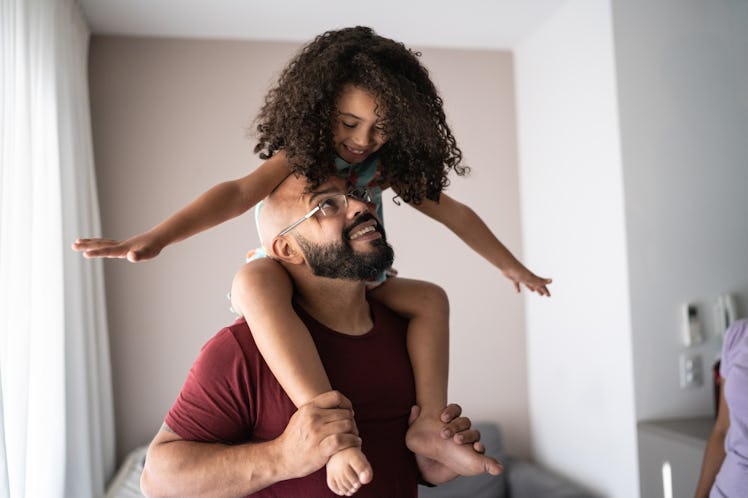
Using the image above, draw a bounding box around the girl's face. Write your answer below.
[333,85,387,164]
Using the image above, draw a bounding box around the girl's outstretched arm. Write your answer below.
[411,192,552,296]
[71,152,291,262]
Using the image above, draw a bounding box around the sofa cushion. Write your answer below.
[507,459,597,498]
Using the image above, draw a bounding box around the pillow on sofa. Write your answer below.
[418,422,508,498]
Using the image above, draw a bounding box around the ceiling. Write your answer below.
[78,0,567,50]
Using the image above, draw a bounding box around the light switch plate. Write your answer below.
[679,354,703,388]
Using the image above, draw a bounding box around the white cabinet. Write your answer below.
[638,417,713,498]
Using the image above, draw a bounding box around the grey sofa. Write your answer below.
[106,423,597,498]
[419,423,598,498]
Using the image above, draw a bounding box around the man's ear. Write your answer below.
[269,236,305,265]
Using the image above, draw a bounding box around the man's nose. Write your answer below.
[346,195,373,217]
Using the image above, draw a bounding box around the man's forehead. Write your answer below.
[271,175,348,211]
[301,177,348,200]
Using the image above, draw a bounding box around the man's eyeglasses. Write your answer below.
[276,187,374,237]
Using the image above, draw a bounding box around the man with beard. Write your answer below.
[140,174,500,498]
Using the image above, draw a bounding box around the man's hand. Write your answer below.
[438,403,486,451]
[142,391,361,497]
[274,390,362,480]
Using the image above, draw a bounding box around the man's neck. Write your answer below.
[292,276,373,335]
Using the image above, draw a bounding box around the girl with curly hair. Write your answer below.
[74,26,550,495]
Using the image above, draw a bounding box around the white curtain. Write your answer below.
[0,0,115,497]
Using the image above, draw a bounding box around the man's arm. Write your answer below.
[141,391,361,498]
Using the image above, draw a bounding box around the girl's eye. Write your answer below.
[341,121,357,129]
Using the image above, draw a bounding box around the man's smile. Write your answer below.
[345,215,383,242]
[349,224,377,240]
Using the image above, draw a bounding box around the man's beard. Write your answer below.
[294,214,394,281]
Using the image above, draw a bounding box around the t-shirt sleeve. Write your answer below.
[720,319,748,379]
[165,328,254,443]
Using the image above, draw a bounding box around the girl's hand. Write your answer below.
[71,233,163,262]
[502,264,552,297]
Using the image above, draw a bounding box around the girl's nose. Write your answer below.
[352,127,373,146]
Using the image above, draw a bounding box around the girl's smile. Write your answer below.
[333,85,387,164]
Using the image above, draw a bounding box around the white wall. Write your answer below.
[612,0,748,421]
[514,1,639,497]
[88,37,531,463]
[515,0,748,495]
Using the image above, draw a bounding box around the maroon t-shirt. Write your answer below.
[165,298,418,497]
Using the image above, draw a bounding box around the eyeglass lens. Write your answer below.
[318,188,372,217]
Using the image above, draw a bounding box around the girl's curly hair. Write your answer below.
[253,26,468,204]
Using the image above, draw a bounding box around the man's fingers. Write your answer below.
[320,417,358,438]
[311,390,353,410]
[439,403,461,423]
[302,406,357,429]
[452,428,481,445]
[442,415,472,439]
[408,405,421,425]
[319,433,362,458]
[299,396,358,435]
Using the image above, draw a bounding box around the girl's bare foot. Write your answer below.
[406,411,502,476]
[326,446,373,496]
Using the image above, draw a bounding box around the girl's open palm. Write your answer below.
[502,264,552,297]
[71,233,162,262]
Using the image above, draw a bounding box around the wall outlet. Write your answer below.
[679,354,703,388]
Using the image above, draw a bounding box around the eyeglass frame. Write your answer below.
[276,186,375,238]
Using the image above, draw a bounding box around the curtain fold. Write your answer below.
[0,0,115,496]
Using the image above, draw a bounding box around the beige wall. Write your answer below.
[88,36,530,465]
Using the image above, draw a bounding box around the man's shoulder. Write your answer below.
[367,296,409,328]
[199,317,258,358]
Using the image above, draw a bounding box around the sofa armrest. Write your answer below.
[506,458,598,498]
[105,446,147,498]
